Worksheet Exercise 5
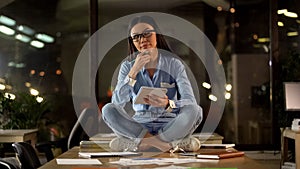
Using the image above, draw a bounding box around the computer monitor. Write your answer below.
[284,82,300,111]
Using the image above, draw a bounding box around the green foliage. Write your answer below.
[0,92,50,129]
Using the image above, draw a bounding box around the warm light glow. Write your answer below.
[25,82,31,88]
[217,6,223,11]
[36,96,43,103]
[5,85,12,90]
[30,40,44,48]
[277,21,284,27]
[56,69,62,75]
[253,34,258,40]
[30,88,39,96]
[15,34,31,43]
[30,70,35,75]
[287,31,298,36]
[0,84,5,90]
[0,25,15,35]
[284,11,298,18]
[277,9,288,15]
[225,84,232,91]
[218,59,223,65]
[209,94,218,102]
[257,37,270,43]
[35,33,54,43]
[39,71,45,77]
[225,92,231,99]
[0,15,16,26]
[202,82,211,89]
[229,7,235,13]
[5,93,16,100]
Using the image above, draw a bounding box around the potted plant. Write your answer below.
[0,92,50,129]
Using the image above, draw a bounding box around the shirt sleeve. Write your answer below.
[111,61,134,108]
[172,59,197,108]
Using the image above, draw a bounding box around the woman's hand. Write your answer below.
[144,93,169,107]
[128,51,151,79]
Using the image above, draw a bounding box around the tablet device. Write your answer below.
[134,86,167,104]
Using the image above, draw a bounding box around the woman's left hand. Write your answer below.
[144,94,168,107]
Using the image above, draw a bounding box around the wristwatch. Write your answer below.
[165,99,176,113]
[128,76,136,87]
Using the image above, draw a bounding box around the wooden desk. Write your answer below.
[281,128,300,169]
[38,147,266,169]
[0,129,38,146]
[89,132,224,144]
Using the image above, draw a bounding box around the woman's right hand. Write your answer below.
[128,51,151,79]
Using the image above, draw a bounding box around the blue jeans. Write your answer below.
[102,103,202,143]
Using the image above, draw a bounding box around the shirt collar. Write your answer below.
[142,53,162,74]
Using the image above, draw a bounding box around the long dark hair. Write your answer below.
[127,15,172,61]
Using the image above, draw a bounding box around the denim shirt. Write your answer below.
[112,52,197,122]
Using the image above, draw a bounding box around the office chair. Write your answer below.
[12,142,41,169]
[35,137,68,162]
[0,159,19,169]
[67,107,100,149]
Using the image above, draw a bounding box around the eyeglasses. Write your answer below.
[130,30,155,42]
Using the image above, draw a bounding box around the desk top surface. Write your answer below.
[0,129,38,136]
[39,147,266,169]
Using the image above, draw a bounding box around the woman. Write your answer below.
[102,15,203,152]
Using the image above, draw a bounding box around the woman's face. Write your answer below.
[130,23,157,52]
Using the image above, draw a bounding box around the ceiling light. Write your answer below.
[7,61,15,67]
[277,9,288,15]
[277,21,284,27]
[0,15,16,26]
[30,40,44,48]
[257,37,270,43]
[287,31,298,36]
[15,34,31,43]
[284,11,298,18]
[17,25,35,35]
[35,33,54,43]
[15,63,26,68]
[0,25,15,35]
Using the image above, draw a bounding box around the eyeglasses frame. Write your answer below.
[130,30,156,42]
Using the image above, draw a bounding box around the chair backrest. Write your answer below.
[0,159,19,169]
[12,142,41,169]
[35,142,54,162]
[67,108,100,149]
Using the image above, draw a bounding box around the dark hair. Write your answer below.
[127,15,172,61]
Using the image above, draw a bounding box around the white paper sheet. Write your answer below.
[56,159,102,165]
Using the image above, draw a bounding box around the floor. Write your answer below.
[244,150,281,169]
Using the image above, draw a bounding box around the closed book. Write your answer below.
[196,150,244,159]
[80,141,109,147]
[201,143,235,149]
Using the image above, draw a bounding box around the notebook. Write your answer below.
[196,150,244,159]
